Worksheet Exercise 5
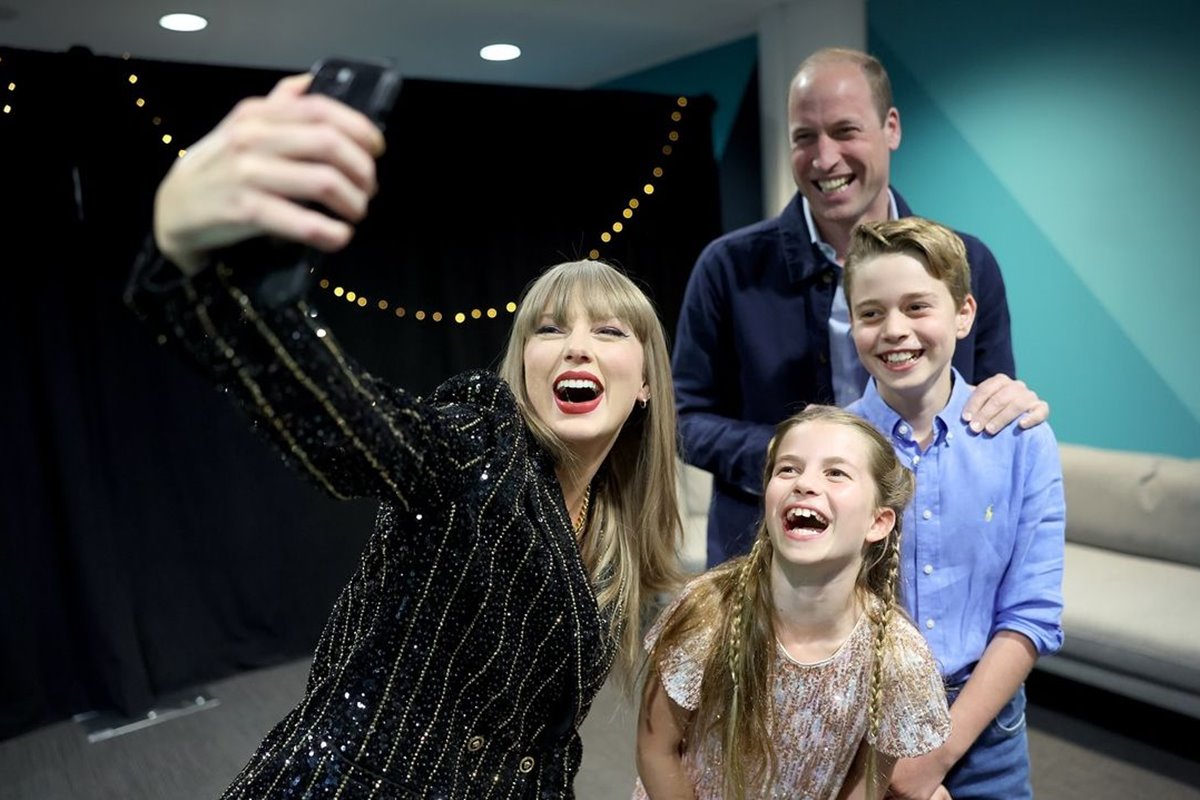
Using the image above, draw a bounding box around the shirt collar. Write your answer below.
[801,188,900,263]
[939,368,973,430]
[858,367,970,444]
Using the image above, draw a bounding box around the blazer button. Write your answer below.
[467,735,485,752]
[518,756,535,774]
[822,271,833,284]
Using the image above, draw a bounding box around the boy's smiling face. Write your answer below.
[849,252,976,408]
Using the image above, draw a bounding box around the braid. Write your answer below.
[864,531,903,797]
[719,535,773,800]
[724,538,761,748]
[728,538,762,690]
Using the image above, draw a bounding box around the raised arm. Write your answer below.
[126,74,504,508]
[153,73,384,276]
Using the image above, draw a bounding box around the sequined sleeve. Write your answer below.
[643,579,716,712]
[871,618,953,759]
[124,239,518,511]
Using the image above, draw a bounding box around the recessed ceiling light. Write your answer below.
[480,43,521,62]
[159,13,208,32]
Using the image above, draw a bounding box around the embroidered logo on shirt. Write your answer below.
[984,504,994,523]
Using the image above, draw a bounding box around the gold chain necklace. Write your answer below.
[573,483,592,535]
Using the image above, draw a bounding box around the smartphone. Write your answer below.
[306,57,403,132]
[219,57,402,307]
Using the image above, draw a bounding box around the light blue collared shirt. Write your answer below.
[847,370,1065,682]
[802,190,899,407]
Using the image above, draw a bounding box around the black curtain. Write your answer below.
[0,46,721,740]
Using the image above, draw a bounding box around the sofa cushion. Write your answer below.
[1059,444,1200,568]
[677,463,713,572]
[1055,541,1200,696]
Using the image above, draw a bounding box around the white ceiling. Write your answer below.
[0,0,773,87]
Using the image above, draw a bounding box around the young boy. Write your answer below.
[843,217,1064,800]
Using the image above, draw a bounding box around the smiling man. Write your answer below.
[672,47,1047,567]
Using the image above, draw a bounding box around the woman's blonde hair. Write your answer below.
[498,259,684,684]
[649,405,914,799]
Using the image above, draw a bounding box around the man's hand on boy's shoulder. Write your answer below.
[961,374,1050,435]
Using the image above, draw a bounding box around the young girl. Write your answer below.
[634,406,950,800]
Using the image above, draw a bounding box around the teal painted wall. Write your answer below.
[600,37,757,159]
[869,0,1200,456]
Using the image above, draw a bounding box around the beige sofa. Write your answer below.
[676,442,1200,718]
[1038,443,1200,718]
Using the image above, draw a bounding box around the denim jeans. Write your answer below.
[943,683,1033,800]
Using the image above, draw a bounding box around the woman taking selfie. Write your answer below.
[126,72,684,799]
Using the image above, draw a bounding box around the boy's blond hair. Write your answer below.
[843,216,972,308]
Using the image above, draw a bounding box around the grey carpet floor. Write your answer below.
[2,659,1197,799]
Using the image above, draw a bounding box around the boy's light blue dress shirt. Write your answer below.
[848,370,1065,683]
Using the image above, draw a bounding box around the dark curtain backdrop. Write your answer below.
[0,46,721,740]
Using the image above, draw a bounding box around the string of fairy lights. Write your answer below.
[2,53,13,116]
[122,53,190,159]
[2,49,691,326]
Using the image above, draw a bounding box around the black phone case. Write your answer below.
[307,57,403,131]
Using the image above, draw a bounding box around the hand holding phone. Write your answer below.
[220,57,402,306]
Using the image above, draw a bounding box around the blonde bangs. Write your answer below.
[513,260,658,345]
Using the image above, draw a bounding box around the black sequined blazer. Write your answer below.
[126,248,619,800]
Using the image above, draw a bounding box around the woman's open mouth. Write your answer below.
[554,374,603,414]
